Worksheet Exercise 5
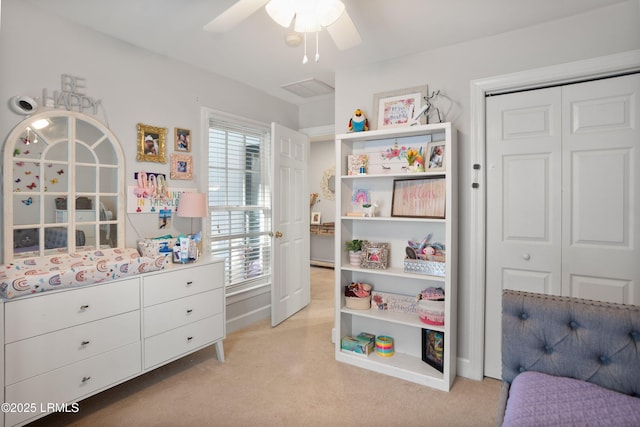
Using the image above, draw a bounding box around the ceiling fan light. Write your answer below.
[265,0,295,28]
[294,11,321,33]
[317,0,345,27]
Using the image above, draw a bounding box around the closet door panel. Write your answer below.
[561,74,640,304]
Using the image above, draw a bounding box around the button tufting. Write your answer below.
[630,331,640,341]
[598,355,611,365]
[519,312,529,320]
[569,320,579,330]
[518,366,526,373]
[544,345,553,354]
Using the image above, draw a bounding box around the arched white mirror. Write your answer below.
[3,110,125,262]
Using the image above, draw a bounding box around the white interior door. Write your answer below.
[271,122,310,326]
[484,73,640,379]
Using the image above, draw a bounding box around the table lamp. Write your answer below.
[177,192,207,234]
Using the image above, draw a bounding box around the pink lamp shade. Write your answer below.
[177,192,207,218]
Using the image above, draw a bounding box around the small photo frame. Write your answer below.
[311,211,322,225]
[391,177,446,218]
[137,123,167,163]
[174,128,191,152]
[170,154,193,180]
[426,142,446,171]
[373,85,428,130]
[360,241,389,270]
[422,328,444,373]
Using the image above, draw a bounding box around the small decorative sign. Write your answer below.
[42,74,102,115]
[127,187,195,214]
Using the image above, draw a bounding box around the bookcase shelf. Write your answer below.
[334,123,457,391]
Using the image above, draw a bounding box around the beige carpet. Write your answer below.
[29,267,501,427]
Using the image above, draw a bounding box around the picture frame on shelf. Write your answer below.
[422,328,444,373]
[311,211,322,225]
[170,154,193,180]
[426,141,446,171]
[360,241,389,269]
[391,177,446,218]
[372,85,428,130]
[174,128,191,152]
[137,123,167,163]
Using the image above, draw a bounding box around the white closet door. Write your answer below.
[484,73,640,379]
[484,87,563,379]
[561,74,640,303]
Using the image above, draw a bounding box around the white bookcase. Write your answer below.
[333,123,457,391]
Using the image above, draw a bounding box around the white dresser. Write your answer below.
[0,257,225,426]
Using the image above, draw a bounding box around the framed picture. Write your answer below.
[426,141,446,171]
[422,328,444,373]
[373,85,428,130]
[137,123,167,163]
[311,211,321,225]
[360,241,389,270]
[391,177,446,218]
[174,128,191,152]
[170,154,193,180]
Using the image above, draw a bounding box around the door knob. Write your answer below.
[275,231,283,238]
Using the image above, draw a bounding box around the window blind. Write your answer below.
[208,114,271,292]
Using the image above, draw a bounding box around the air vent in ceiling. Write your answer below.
[281,78,334,98]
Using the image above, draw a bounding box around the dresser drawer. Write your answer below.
[5,311,140,385]
[144,288,222,338]
[144,313,223,369]
[143,262,223,307]
[5,342,141,426]
[5,278,140,343]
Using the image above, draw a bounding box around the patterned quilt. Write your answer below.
[0,248,169,299]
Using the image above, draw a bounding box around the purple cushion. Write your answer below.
[503,371,640,426]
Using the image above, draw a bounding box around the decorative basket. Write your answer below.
[418,299,445,325]
[345,295,371,310]
[404,258,445,277]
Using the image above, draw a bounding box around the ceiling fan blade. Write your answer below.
[326,10,362,51]
[203,0,269,33]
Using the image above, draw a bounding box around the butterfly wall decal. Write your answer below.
[22,197,33,206]
[57,169,64,175]
[26,183,36,189]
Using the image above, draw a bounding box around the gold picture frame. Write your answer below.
[372,85,428,130]
[170,154,193,180]
[137,123,167,163]
[174,127,191,152]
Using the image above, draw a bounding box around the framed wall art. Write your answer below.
[391,177,446,218]
[373,85,428,130]
[426,141,446,171]
[137,123,167,163]
[360,241,389,270]
[174,127,191,152]
[170,154,193,180]
[422,328,444,373]
[311,211,322,225]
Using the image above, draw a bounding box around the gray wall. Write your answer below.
[334,0,640,378]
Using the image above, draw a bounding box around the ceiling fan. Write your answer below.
[202,0,362,52]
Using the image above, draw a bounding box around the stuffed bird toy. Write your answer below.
[349,109,368,132]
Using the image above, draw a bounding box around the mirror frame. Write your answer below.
[3,110,125,263]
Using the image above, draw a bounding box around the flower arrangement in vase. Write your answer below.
[405,147,425,172]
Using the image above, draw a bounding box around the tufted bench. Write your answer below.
[496,290,640,426]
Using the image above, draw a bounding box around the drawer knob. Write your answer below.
[187,336,193,342]
[186,281,193,287]
[81,340,90,346]
[81,376,91,383]
[186,309,193,314]
[80,304,90,310]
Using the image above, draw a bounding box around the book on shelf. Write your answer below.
[346,212,364,217]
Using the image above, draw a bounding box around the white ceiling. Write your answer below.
[25,0,627,106]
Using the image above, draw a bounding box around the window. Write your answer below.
[207,113,272,293]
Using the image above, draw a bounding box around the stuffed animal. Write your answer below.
[349,109,368,132]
